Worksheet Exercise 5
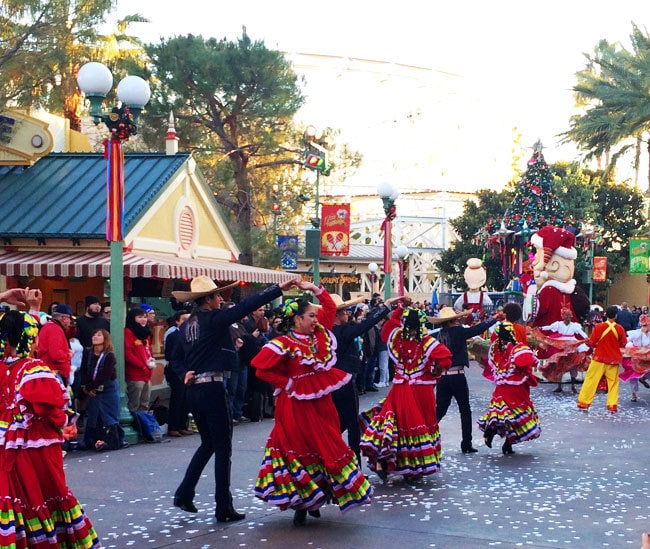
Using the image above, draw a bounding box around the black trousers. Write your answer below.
[436,372,473,450]
[331,377,361,463]
[175,381,234,515]
[165,367,189,431]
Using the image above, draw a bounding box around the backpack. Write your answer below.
[131,410,163,443]
[149,396,169,426]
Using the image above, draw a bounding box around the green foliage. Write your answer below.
[436,159,646,295]
[564,23,650,185]
[142,32,308,265]
[1,0,149,130]
[142,32,361,267]
[436,189,511,290]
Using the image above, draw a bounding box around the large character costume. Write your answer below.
[530,226,590,329]
[454,258,493,314]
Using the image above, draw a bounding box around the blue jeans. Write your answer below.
[227,368,248,420]
[84,379,125,447]
[365,355,378,389]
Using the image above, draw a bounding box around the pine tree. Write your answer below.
[502,140,579,234]
[475,140,581,285]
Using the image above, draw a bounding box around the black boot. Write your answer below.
[216,508,246,523]
[502,440,514,455]
[293,509,307,526]
[376,459,389,482]
[484,428,495,449]
[308,509,321,518]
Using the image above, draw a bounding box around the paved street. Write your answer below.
[64,365,650,549]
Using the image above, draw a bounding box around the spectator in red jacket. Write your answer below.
[37,303,74,385]
[124,307,155,412]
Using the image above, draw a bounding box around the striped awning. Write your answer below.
[0,250,296,283]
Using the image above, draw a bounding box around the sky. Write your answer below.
[110,0,649,193]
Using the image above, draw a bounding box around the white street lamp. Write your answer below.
[77,61,150,444]
[377,182,400,300]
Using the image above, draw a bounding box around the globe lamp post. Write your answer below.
[377,182,399,301]
[77,61,150,444]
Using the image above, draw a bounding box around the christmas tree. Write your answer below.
[503,140,578,234]
[475,140,581,283]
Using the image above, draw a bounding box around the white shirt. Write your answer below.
[540,320,589,352]
[626,328,650,348]
[69,337,84,385]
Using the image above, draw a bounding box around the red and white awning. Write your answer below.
[0,250,295,283]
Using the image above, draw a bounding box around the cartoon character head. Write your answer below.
[463,257,487,291]
[530,226,577,287]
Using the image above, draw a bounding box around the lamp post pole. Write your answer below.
[77,62,150,444]
[396,244,409,297]
[314,170,320,287]
[378,182,399,301]
[588,238,595,303]
[582,227,597,304]
[303,125,332,288]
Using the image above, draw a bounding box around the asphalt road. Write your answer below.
[64,364,650,549]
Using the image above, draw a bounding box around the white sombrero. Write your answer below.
[427,306,472,325]
[330,294,366,310]
[171,276,240,302]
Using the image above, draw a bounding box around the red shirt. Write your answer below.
[589,320,627,365]
[37,320,71,381]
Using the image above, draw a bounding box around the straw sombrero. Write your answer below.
[330,294,366,310]
[171,275,240,302]
[427,306,472,325]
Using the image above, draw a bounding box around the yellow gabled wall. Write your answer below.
[137,184,182,242]
[130,161,237,259]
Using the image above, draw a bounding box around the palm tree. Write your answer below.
[562,24,650,190]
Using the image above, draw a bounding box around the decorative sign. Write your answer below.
[301,273,360,285]
[278,235,299,270]
[593,256,608,282]
[320,204,350,256]
[0,110,53,165]
[629,238,649,274]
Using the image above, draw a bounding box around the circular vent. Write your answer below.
[178,207,195,250]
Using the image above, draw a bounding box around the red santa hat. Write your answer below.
[530,225,577,266]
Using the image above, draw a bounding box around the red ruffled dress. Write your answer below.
[0,357,100,548]
[360,306,452,478]
[253,289,373,512]
[478,342,541,445]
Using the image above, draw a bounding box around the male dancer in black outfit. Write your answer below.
[331,294,400,463]
[434,306,502,453]
[171,275,298,522]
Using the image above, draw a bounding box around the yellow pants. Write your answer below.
[577,359,620,409]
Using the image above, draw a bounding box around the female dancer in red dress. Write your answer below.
[0,310,100,548]
[253,281,372,526]
[360,303,452,481]
[478,321,541,455]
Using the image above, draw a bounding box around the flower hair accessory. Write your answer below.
[401,307,428,339]
[282,299,300,318]
[0,311,39,359]
[495,321,516,342]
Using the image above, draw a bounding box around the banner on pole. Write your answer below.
[320,204,350,256]
[105,137,124,242]
[592,256,608,282]
[278,235,299,270]
[629,238,649,274]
